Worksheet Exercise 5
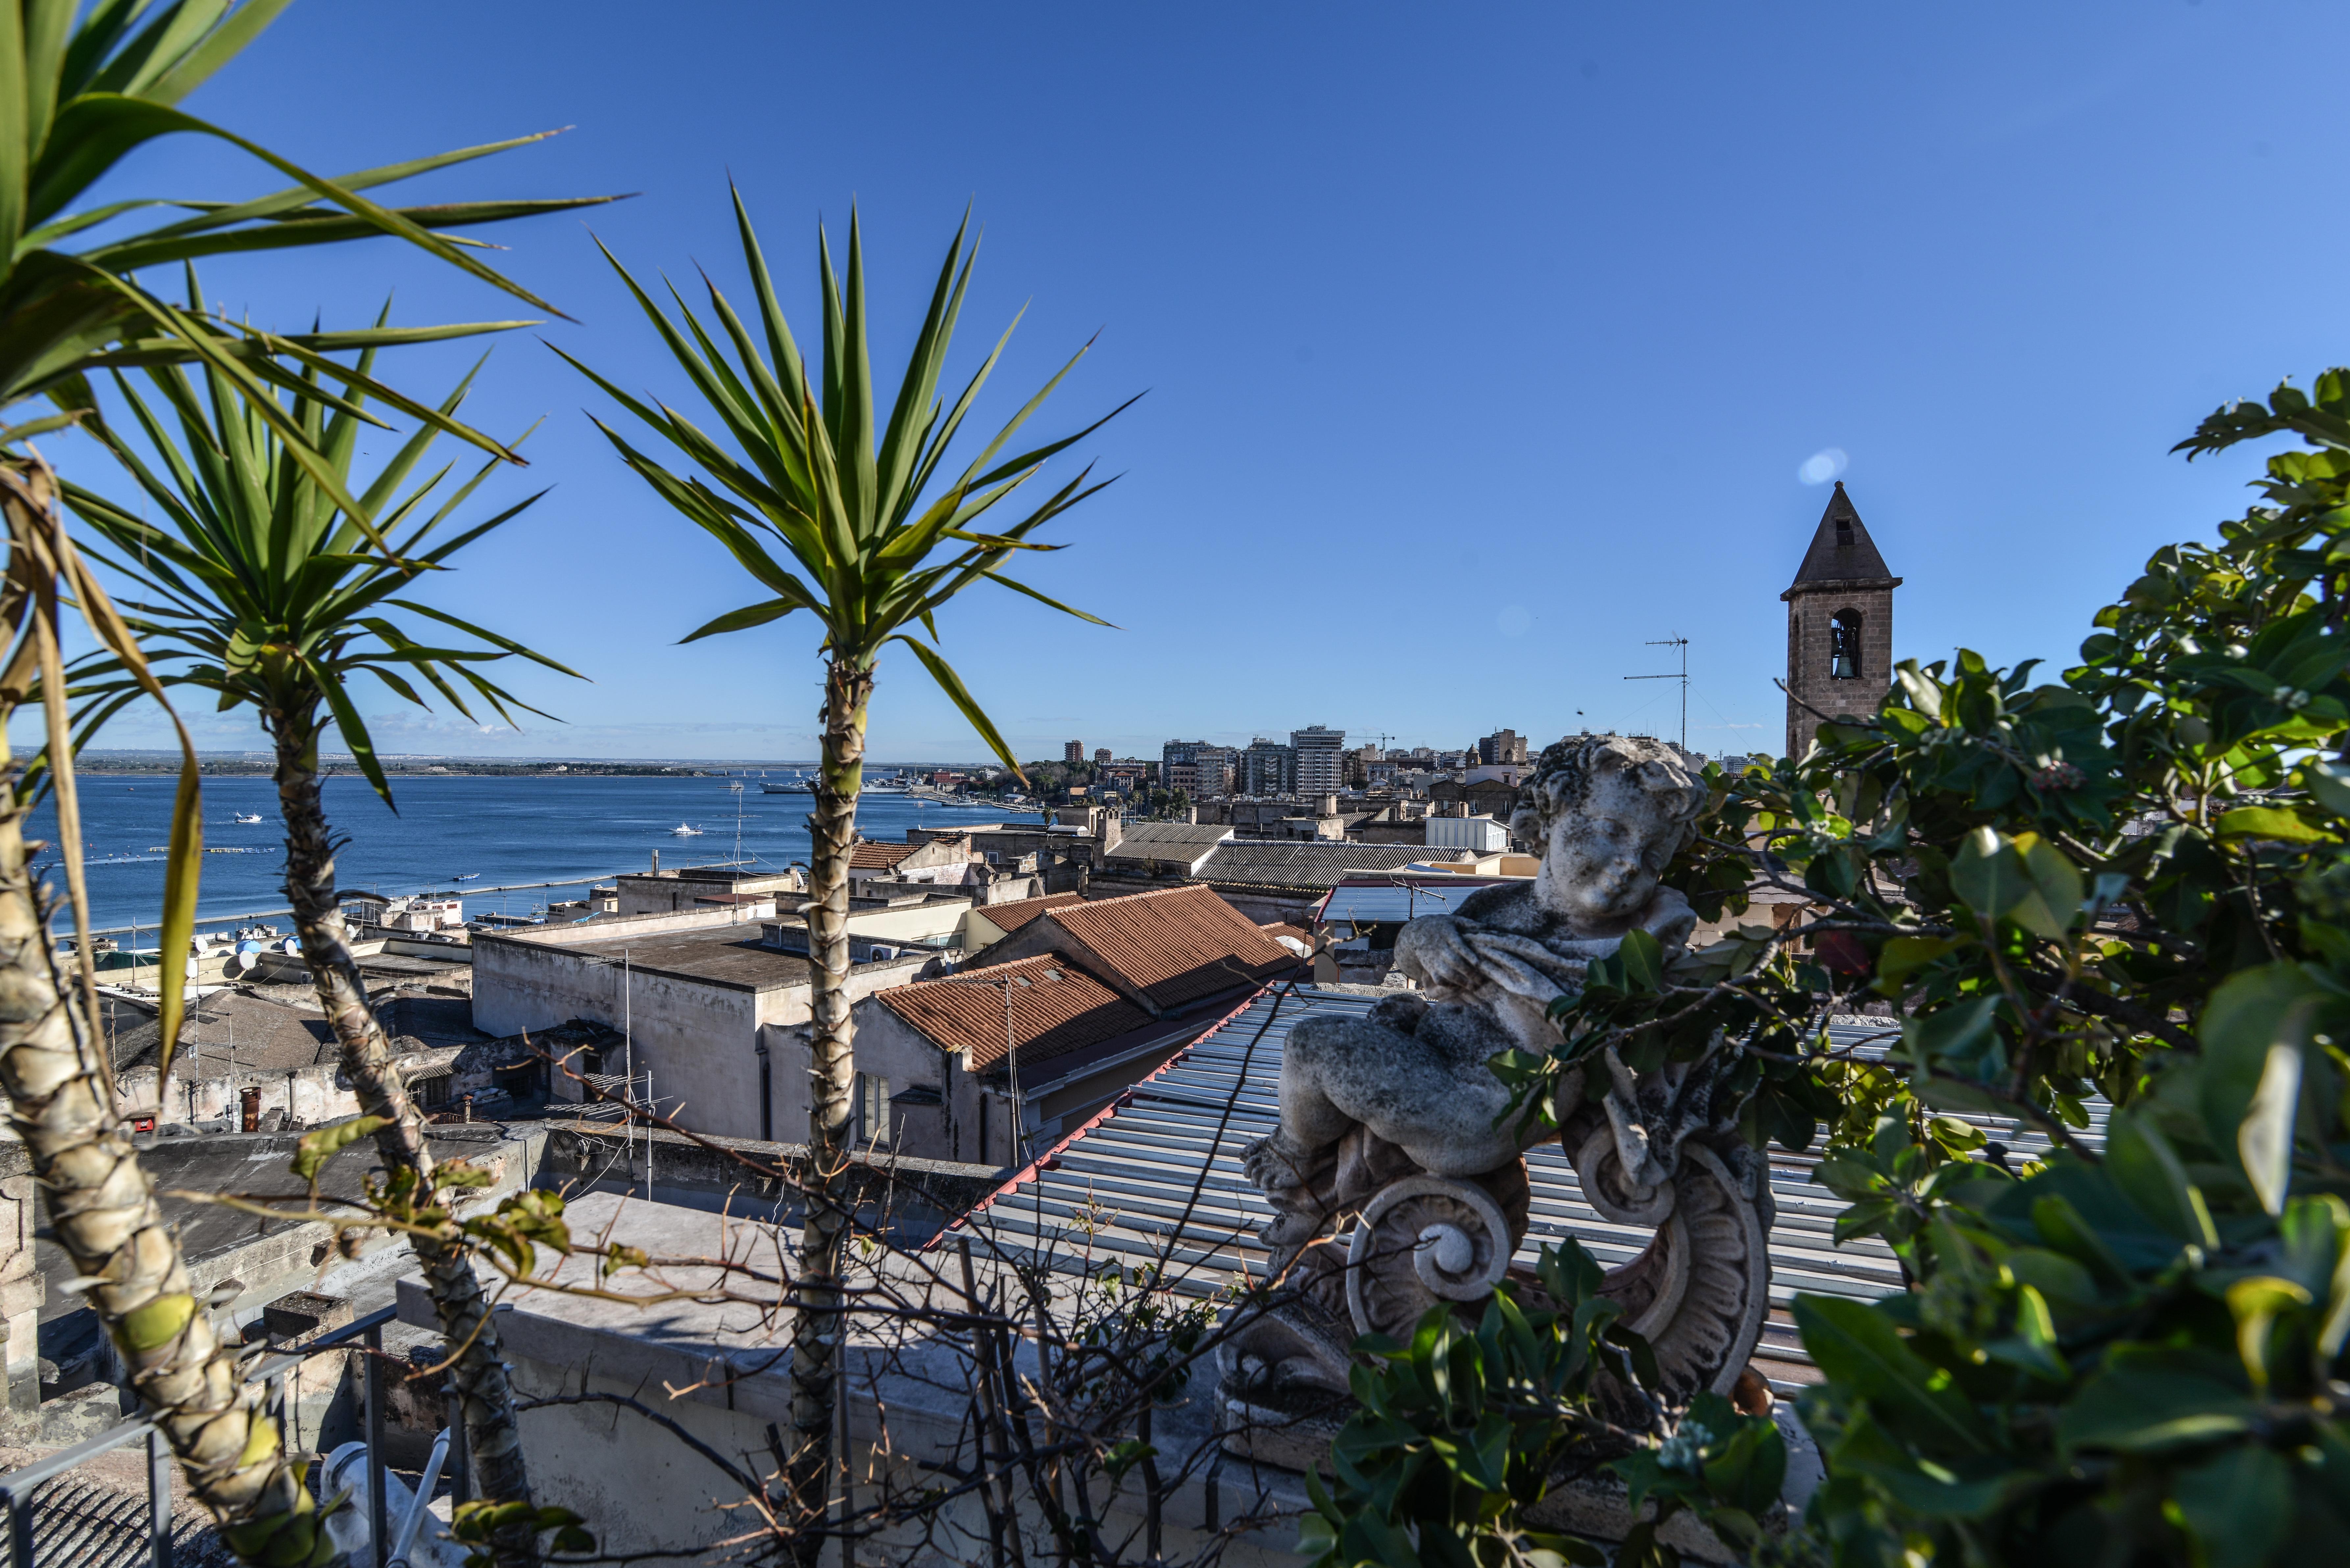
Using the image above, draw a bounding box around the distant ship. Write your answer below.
[453,872,481,882]
[233,812,264,824]
[671,823,704,836]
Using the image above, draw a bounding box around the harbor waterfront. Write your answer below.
[28,770,1031,935]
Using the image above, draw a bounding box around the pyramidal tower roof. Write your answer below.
[1788,482,1894,587]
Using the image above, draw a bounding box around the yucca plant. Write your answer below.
[561,193,1129,1556]
[66,328,579,1549]
[0,2,605,1561]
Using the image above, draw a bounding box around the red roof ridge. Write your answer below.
[972,892,1082,936]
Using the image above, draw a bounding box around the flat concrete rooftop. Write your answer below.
[559,924,817,991]
[540,923,940,993]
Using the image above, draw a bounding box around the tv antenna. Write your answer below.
[1624,635,1690,751]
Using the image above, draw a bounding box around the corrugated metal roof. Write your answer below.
[1106,823,1234,854]
[1195,842,1434,889]
[1316,879,1511,926]
[958,988,2109,1382]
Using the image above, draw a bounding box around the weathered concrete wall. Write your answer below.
[752,955,945,1142]
[1023,1029,1203,1149]
[615,875,792,918]
[621,967,757,1134]
[840,897,973,948]
[113,1045,462,1131]
[842,1000,983,1164]
[488,933,937,1142]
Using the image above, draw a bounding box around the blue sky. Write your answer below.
[40,0,2350,764]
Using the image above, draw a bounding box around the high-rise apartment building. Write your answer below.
[1094,748,1111,765]
[1243,738,1296,796]
[1291,726,1346,796]
[1161,739,1206,796]
[1477,729,1529,766]
[1192,746,1236,796]
[1064,740,1085,764]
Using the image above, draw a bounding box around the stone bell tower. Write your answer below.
[1782,481,1900,758]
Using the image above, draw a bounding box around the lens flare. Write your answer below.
[1797,448,1848,486]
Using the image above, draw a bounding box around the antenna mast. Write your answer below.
[1624,635,1691,751]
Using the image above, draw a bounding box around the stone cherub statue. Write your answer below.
[1223,735,1772,1435]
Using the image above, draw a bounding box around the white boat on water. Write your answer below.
[762,781,812,793]
[670,823,703,836]
[233,812,264,824]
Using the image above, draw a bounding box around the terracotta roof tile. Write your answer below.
[1041,885,1297,1010]
[849,840,920,870]
[876,954,1152,1073]
[974,893,1081,937]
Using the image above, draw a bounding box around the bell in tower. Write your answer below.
[1781,482,1901,758]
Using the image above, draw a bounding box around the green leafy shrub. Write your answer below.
[1299,1243,1787,1568]
[1437,368,2350,1566]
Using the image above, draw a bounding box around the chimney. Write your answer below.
[1319,794,1339,816]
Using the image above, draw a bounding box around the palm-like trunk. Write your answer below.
[268,714,538,1564]
[788,656,872,1564]
[0,459,316,1558]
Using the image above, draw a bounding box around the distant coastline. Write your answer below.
[70,752,995,778]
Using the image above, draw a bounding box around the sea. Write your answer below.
[26,771,1038,938]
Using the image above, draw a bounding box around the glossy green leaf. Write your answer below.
[2015,834,2083,938]
[2215,804,2336,844]
[2199,963,2332,1214]
[1950,826,2030,922]
[1618,927,1663,993]
[2058,1362,2262,1453]
[1793,1295,1989,1455]
[2103,1110,2219,1248]
[2172,1443,2292,1568]
[2224,1275,2312,1395]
